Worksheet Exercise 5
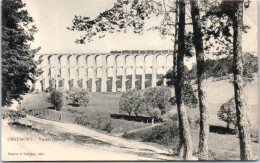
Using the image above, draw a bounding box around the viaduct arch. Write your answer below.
[34,50,173,92]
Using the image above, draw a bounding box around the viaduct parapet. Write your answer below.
[33,50,174,92]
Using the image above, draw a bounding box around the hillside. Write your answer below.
[20,74,258,128]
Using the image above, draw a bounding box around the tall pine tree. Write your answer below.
[2,0,40,106]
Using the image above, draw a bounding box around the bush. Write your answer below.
[250,128,259,143]
[123,122,180,150]
[2,109,26,122]
[147,107,161,124]
[74,112,111,130]
[166,109,199,129]
[119,90,144,116]
[68,88,91,107]
[103,122,113,133]
[48,90,63,111]
[167,111,178,122]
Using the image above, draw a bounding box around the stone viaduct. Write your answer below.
[33,50,174,92]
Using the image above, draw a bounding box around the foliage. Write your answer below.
[119,89,143,116]
[132,93,146,116]
[103,122,113,133]
[48,90,63,111]
[123,122,180,150]
[189,53,258,80]
[68,0,164,43]
[74,112,113,131]
[166,110,199,130]
[2,109,26,122]
[166,110,178,122]
[217,97,237,129]
[217,97,251,130]
[119,87,172,118]
[243,53,258,79]
[74,111,151,134]
[68,88,91,107]
[158,68,198,108]
[157,53,258,109]
[147,107,161,120]
[143,86,173,114]
[199,1,252,55]
[162,53,257,83]
[2,0,41,106]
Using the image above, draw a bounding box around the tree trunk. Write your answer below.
[232,1,252,160]
[175,1,193,160]
[173,1,179,84]
[190,1,209,160]
[227,122,230,130]
[173,1,184,157]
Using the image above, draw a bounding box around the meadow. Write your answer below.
[21,91,152,134]
[20,76,259,159]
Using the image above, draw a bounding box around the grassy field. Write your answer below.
[21,75,258,130]
[19,76,258,159]
[21,75,258,127]
[21,91,152,134]
[123,122,259,160]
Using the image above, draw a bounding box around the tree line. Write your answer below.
[158,52,258,84]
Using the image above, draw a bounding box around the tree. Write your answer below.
[2,0,40,106]
[69,88,91,107]
[190,0,209,160]
[218,97,251,130]
[231,0,252,160]
[132,93,145,117]
[146,107,161,124]
[48,90,63,111]
[119,90,143,116]
[174,1,193,159]
[143,86,172,114]
[218,97,237,130]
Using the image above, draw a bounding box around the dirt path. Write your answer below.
[2,116,178,161]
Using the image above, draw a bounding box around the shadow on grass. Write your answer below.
[210,125,237,135]
[46,106,55,110]
[9,122,32,129]
[8,122,43,134]
[110,114,163,123]
[67,103,80,107]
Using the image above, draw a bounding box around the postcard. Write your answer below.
[1,0,258,161]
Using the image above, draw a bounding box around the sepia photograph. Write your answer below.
[1,0,259,161]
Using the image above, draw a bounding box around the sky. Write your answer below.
[23,0,258,55]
